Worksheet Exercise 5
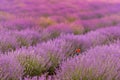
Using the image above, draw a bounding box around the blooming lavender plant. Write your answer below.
[35,38,74,74]
[0,30,19,53]
[14,29,41,47]
[13,48,47,77]
[0,54,23,80]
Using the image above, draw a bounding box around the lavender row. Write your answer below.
[81,14,120,31]
[60,26,120,53]
[0,29,41,53]
[24,41,120,80]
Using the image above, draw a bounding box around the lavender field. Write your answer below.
[0,0,120,80]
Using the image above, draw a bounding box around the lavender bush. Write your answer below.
[0,54,23,80]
